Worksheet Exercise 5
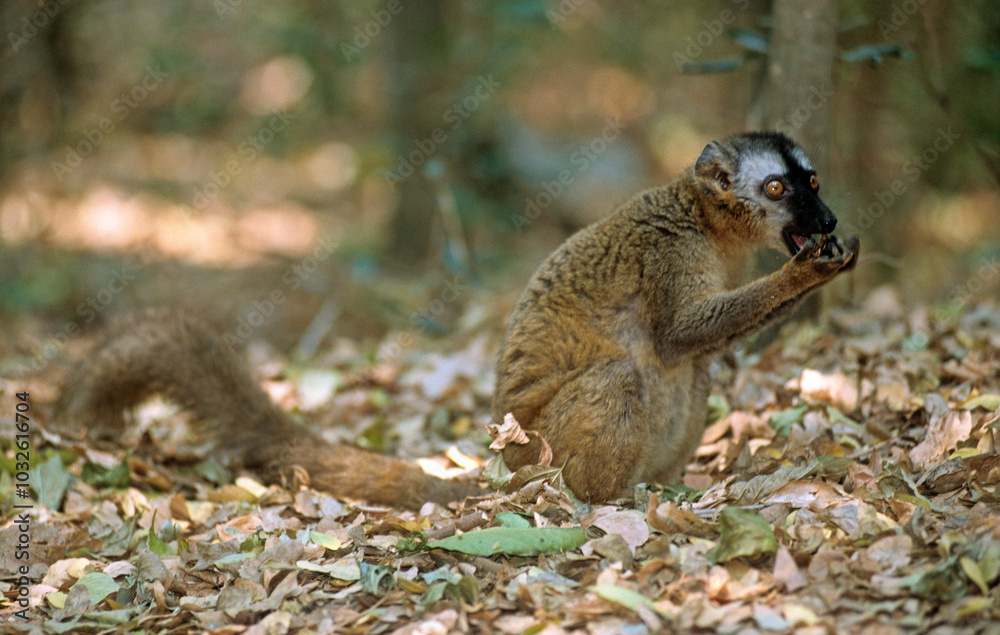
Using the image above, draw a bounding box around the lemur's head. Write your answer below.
[694,132,836,256]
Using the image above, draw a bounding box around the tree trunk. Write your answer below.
[385,1,447,269]
[764,0,838,175]
[760,0,840,323]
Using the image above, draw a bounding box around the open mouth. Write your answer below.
[783,230,811,256]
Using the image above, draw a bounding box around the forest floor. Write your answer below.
[1,280,1000,634]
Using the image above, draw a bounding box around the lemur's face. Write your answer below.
[695,133,838,256]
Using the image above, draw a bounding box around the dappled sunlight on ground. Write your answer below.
[0,184,330,268]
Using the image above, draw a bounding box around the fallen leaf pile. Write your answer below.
[1,285,999,634]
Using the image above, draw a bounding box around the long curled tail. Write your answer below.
[55,309,479,509]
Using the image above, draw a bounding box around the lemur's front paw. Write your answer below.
[790,234,859,281]
[831,235,860,271]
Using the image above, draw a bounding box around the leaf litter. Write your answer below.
[1,286,1000,633]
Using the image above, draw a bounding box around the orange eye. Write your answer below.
[809,174,819,190]
[765,179,785,197]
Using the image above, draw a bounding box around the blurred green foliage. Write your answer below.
[0,0,998,300]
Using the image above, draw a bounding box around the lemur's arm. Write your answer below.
[658,235,858,358]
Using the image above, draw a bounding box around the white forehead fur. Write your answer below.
[789,145,813,172]
[735,150,786,190]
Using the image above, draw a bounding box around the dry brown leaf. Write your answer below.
[773,545,807,591]
[873,368,911,411]
[14,275,1000,633]
[922,458,968,493]
[846,463,878,492]
[700,413,732,444]
[909,409,974,469]
[646,498,715,538]
[862,534,912,575]
[589,510,650,554]
[967,453,1000,486]
[215,514,263,541]
[487,412,553,466]
[766,480,849,510]
[800,368,859,412]
[487,412,530,450]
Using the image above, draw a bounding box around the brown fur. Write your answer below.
[55,310,479,510]
[494,133,858,502]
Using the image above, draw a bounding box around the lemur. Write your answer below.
[493,131,858,501]
[54,132,857,508]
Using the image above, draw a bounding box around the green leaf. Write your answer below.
[841,44,914,66]
[960,394,1000,411]
[359,416,389,451]
[423,567,461,585]
[880,463,941,512]
[482,454,514,490]
[961,536,1000,592]
[591,585,668,616]
[963,47,1000,72]
[147,526,172,557]
[428,526,587,556]
[960,556,990,595]
[81,459,131,489]
[826,406,864,433]
[369,388,390,410]
[769,405,807,437]
[902,332,929,353]
[193,459,233,485]
[32,453,72,511]
[680,55,751,74]
[359,561,394,595]
[297,559,360,581]
[432,575,479,604]
[495,512,531,528]
[705,508,777,563]
[310,531,342,551]
[86,608,142,626]
[899,555,967,602]
[726,27,769,53]
[421,580,450,605]
[73,572,119,605]
[636,481,700,504]
[43,617,83,633]
[239,531,265,553]
[215,553,253,566]
[705,394,731,426]
[455,574,480,602]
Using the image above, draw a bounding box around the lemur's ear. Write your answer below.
[695,140,735,191]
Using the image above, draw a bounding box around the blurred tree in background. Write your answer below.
[0,0,998,321]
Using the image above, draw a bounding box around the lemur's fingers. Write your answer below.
[818,234,837,258]
[792,237,819,263]
[841,235,860,271]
